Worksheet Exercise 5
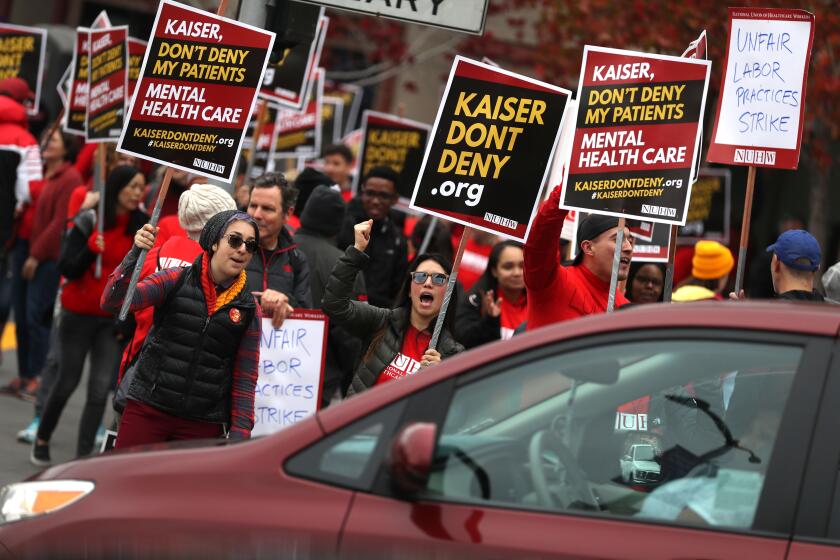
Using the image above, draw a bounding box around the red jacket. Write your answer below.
[118,235,202,378]
[29,163,83,261]
[61,213,138,317]
[0,95,41,247]
[155,214,186,245]
[524,186,628,330]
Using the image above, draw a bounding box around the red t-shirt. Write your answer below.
[499,293,527,339]
[375,325,431,385]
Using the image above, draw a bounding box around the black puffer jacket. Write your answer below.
[130,256,256,424]
[323,246,463,395]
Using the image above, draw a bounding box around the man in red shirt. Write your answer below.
[525,185,634,330]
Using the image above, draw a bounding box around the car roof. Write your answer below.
[316,301,840,433]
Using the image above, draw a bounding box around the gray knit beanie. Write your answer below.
[178,183,237,235]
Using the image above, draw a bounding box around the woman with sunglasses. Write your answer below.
[99,210,261,448]
[324,219,463,396]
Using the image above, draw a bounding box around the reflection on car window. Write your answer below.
[428,339,801,532]
[286,401,405,491]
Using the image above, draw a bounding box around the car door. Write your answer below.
[338,329,832,560]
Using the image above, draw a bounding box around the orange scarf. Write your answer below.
[200,253,247,314]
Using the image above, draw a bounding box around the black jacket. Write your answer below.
[296,227,366,401]
[130,255,256,424]
[777,290,825,302]
[323,246,463,396]
[246,227,313,308]
[455,275,503,349]
[337,197,408,308]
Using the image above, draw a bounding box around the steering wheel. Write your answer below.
[529,429,599,510]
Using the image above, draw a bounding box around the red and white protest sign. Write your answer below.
[707,8,815,170]
[86,26,128,142]
[118,0,275,182]
[560,46,711,226]
[411,56,571,242]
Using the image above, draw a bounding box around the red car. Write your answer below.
[2,302,840,559]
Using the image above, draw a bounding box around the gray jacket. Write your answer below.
[323,246,463,395]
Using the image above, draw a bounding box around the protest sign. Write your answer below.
[356,110,431,204]
[0,23,47,115]
[65,28,91,135]
[632,222,671,262]
[260,7,326,111]
[678,168,731,244]
[57,65,71,108]
[294,0,489,35]
[245,103,278,178]
[127,37,147,96]
[411,56,571,242]
[561,46,711,226]
[270,68,323,158]
[707,8,815,170]
[252,311,327,437]
[320,97,344,156]
[117,0,275,182]
[86,26,128,142]
[325,80,362,136]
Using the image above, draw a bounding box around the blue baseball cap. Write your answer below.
[766,230,821,271]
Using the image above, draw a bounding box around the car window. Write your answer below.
[285,401,406,491]
[426,339,802,532]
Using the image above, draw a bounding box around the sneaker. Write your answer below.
[30,441,51,467]
[19,378,40,402]
[16,417,39,444]
[94,425,106,451]
[0,378,22,397]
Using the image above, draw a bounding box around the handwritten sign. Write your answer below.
[411,56,571,242]
[0,23,46,115]
[252,311,327,437]
[118,0,275,182]
[561,46,711,226]
[707,8,815,169]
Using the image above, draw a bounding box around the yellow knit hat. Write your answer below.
[692,240,734,280]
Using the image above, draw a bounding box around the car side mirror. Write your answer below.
[387,422,437,496]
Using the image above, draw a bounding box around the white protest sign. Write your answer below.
[294,0,489,35]
[707,8,815,169]
[252,311,327,437]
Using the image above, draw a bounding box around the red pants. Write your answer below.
[115,399,222,449]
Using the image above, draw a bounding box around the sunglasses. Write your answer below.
[410,271,448,286]
[224,234,258,254]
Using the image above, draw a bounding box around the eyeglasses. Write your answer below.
[224,234,258,254]
[410,271,448,286]
[362,189,396,201]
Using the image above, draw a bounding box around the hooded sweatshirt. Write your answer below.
[0,95,41,247]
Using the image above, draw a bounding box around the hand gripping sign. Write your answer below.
[707,8,815,170]
[0,23,47,116]
[560,46,711,226]
[117,0,275,182]
[410,56,571,242]
[252,311,327,437]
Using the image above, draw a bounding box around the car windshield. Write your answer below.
[634,445,655,461]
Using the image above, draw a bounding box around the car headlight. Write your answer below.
[0,480,94,524]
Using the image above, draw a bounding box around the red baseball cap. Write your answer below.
[0,77,35,103]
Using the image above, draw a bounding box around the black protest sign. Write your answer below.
[632,221,671,262]
[411,57,570,242]
[117,0,275,182]
[259,7,326,111]
[270,68,323,158]
[86,26,128,142]
[678,168,732,245]
[65,28,91,136]
[244,103,278,178]
[0,24,46,115]
[324,80,362,136]
[356,110,430,204]
[561,46,711,226]
[127,37,147,96]
[320,97,344,156]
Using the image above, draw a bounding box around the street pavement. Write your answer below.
[0,323,115,488]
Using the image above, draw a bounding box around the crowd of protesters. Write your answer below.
[1,75,838,468]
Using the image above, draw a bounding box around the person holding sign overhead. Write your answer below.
[524,186,633,330]
[97,210,261,450]
[323,219,463,396]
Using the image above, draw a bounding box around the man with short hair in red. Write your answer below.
[524,185,634,330]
